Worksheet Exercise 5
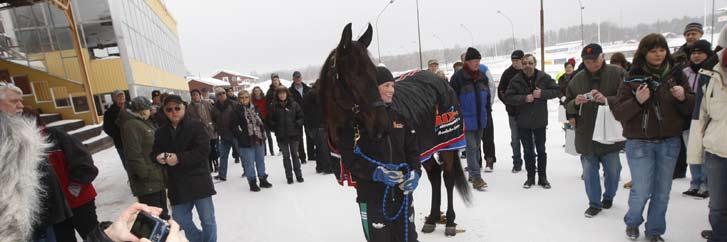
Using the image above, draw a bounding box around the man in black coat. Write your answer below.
[289,71,315,163]
[505,54,561,189]
[152,95,217,242]
[497,50,526,173]
[303,82,332,174]
[103,90,129,169]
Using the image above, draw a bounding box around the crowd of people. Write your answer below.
[0,21,726,242]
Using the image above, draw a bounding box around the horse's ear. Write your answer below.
[358,23,373,48]
[338,23,353,52]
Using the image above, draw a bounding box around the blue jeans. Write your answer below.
[581,152,622,208]
[689,164,708,190]
[465,129,484,178]
[508,116,523,168]
[172,196,217,242]
[33,226,56,242]
[623,137,680,236]
[705,152,727,242]
[240,143,267,181]
[217,139,238,179]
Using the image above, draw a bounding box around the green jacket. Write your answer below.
[565,64,626,155]
[118,110,166,196]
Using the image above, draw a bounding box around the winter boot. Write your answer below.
[538,175,551,189]
[259,176,273,188]
[626,227,639,240]
[484,157,495,173]
[296,176,305,183]
[249,180,260,192]
[602,199,613,209]
[287,177,294,184]
[523,176,535,189]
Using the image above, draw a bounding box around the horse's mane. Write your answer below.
[392,70,458,127]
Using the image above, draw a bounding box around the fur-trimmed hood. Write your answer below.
[0,113,50,241]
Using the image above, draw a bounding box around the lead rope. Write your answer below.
[352,126,411,242]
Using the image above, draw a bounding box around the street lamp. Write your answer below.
[375,0,396,64]
[460,24,474,47]
[578,0,585,49]
[416,0,423,69]
[497,10,516,50]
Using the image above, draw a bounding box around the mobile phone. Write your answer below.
[130,211,170,242]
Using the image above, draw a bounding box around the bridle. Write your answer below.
[329,51,386,115]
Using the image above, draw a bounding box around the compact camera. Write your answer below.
[130,211,170,242]
[583,93,594,101]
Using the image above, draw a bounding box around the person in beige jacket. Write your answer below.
[687,56,727,242]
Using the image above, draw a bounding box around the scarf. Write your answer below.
[243,104,266,142]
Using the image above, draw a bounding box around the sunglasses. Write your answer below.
[164,106,182,113]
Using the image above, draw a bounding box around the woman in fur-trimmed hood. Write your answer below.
[0,112,51,241]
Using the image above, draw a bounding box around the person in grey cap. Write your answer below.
[118,96,169,218]
[674,22,705,67]
[427,59,439,73]
[103,90,129,169]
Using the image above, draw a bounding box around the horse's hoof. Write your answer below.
[445,226,458,237]
[421,223,436,233]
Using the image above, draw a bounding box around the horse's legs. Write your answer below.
[422,159,442,232]
[441,152,457,228]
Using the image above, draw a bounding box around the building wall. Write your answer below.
[188,80,213,94]
[0,59,94,124]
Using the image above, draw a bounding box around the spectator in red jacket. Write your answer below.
[252,86,275,156]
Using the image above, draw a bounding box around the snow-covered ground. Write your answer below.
[92,100,710,242]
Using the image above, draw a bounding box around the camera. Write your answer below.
[130,211,169,242]
[583,93,594,101]
[626,76,661,94]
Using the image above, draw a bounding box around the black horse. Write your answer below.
[319,23,472,237]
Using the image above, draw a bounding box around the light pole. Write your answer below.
[540,0,545,71]
[416,0,423,69]
[460,24,474,47]
[375,0,395,64]
[497,10,516,50]
[578,0,585,49]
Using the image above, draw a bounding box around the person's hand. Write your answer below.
[575,95,589,105]
[533,88,542,99]
[635,84,651,104]
[568,118,577,128]
[165,153,179,166]
[156,153,167,165]
[139,220,187,242]
[592,90,607,104]
[671,85,685,101]
[104,203,163,242]
[399,170,421,195]
[525,94,535,103]
[372,166,404,186]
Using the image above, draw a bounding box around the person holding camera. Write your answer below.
[565,44,626,218]
[152,95,217,242]
[84,203,186,242]
[505,54,561,189]
[613,33,694,241]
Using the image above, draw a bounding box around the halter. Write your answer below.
[329,51,386,115]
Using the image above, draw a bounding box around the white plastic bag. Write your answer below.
[592,101,626,144]
[565,128,578,156]
[558,105,568,123]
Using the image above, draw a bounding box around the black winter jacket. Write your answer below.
[269,100,304,142]
[498,65,520,116]
[338,107,421,202]
[505,70,561,129]
[152,116,216,205]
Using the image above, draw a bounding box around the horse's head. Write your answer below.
[320,23,391,143]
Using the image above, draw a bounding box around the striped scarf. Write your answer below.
[243,104,266,142]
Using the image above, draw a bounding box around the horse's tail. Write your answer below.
[451,151,472,206]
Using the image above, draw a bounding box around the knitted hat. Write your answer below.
[684,22,704,35]
[511,50,525,60]
[129,96,152,112]
[376,66,394,85]
[465,47,481,61]
[691,39,714,57]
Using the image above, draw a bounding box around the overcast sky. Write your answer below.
[165,0,709,77]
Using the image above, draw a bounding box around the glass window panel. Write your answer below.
[52,27,74,50]
[14,4,47,28]
[77,0,111,22]
[47,3,69,27]
[16,29,51,54]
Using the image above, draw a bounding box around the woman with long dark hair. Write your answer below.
[252,86,275,156]
[613,33,695,241]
